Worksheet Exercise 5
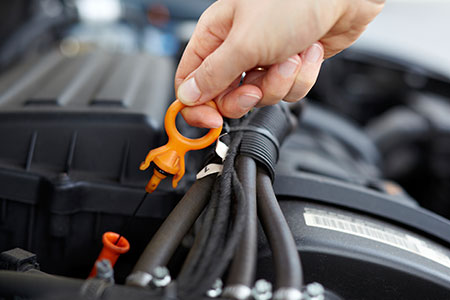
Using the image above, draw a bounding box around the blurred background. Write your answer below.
[357,0,450,77]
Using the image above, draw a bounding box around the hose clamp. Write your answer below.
[222,284,252,299]
[273,287,302,300]
[81,278,112,299]
[125,271,153,287]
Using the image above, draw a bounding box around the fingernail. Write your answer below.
[278,55,300,78]
[304,43,323,63]
[178,77,201,105]
[238,93,261,109]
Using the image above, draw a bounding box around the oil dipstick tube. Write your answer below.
[89,232,130,278]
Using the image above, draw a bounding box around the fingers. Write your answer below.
[244,55,302,107]
[181,105,223,128]
[215,84,262,118]
[182,43,323,128]
[180,84,262,128]
[320,0,385,58]
[242,43,323,105]
[284,42,324,102]
[174,1,234,91]
[177,37,257,107]
[175,3,259,107]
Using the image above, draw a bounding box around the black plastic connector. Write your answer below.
[238,104,295,180]
[0,248,39,272]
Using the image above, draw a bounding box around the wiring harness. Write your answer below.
[126,103,310,299]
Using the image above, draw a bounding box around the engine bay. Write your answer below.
[0,1,450,299]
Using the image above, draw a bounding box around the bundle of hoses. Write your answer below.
[127,103,303,299]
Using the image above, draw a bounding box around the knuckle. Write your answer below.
[262,81,291,104]
[202,57,216,80]
[218,99,246,119]
[221,109,246,119]
[199,57,220,92]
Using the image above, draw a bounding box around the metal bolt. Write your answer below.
[206,279,223,298]
[303,282,325,300]
[95,259,114,283]
[151,266,171,288]
[252,279,272,300]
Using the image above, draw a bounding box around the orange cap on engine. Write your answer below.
[88,232,130,278]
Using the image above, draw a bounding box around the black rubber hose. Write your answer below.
[0,270,83,298]
[129,174,216,280]
[257,169,303,289]
[226,155,257,287]
[302,103,381,166]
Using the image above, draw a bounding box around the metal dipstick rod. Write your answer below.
[115,192,149,245]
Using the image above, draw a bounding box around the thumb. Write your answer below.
[177,37,256,106]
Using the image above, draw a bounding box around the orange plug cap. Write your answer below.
[88,232,130,278]
[140,99,222,192]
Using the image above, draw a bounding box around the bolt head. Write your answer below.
[151,266,171,288]
[152,266,169,279]
[252,279,272,300]
[306,282,324,296]
[206,279,223,298]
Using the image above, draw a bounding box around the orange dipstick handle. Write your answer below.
[88,232,130,278]
[140,99,223,193]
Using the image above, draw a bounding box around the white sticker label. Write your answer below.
[196,137,229,179]
[196,163,224,179]
[215,139,229,161]
[304,208,450,269]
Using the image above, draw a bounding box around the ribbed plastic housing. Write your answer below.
[240,104,293,180]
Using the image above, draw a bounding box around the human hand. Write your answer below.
[175,0,385,128]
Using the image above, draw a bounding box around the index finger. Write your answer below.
[174,1,234,90]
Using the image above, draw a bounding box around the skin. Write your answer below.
[175,0,385,128]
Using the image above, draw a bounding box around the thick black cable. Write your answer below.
[226,155,258,288]
[129,174,216,280]
[176,178,222,279]
[0,270,83,298]
[177,129,242,283]
[177,130,248,299]
[199,170,246,281]
[181,169,246,299]
[257,169,303,289]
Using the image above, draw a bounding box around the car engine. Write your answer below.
[0,1,449,299]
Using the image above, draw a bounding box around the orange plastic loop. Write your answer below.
[165,100,222,151]
[140,99,223,193]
